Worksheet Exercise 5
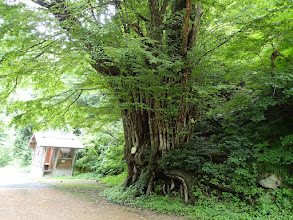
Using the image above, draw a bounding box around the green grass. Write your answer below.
[50,171,102,180]
[50,171,127,187]
[47,171,127,189]
[97,171,127,187]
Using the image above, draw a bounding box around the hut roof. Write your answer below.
[27,131,85,149]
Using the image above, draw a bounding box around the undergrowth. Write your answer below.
[104,186,293,219]
[97,171,127,187]
[102,176,293,220]
[48,171,292,219]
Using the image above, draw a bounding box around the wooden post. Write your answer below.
[53,148,60,176]
[48,147,54,170]
[71,149,77,176]
[41,147,48,177]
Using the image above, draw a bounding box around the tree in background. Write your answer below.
[76,121,126,176]
[0,147,12,168]
[0,118,13,168]
[13,126,33,167]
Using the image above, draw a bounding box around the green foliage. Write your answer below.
[159,100,293,214]
[159,138,210,171]
[71,172,101,180]
[98,171,127,187]
[0,147,12,167]
[13,126,33,167]
[104,185,137,206]
[254,188,293,216]
[104,186,292,219]
[0,119,14,167]
[76,122,127,176]
[158,0,293,212]
[50,171,102,180]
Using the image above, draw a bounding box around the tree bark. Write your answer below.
[122,96,192,189]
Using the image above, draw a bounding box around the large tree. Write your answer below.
[1,0,291,202]
[43,0,202,200]
[1,0,205,200]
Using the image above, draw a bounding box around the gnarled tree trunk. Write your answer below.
[121,96,193,199]
[118,0,203,202]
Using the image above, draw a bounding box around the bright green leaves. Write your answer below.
[76,121,126,175]
[12,126,33,167]
[194,0,292,128]
[0,1,116,129]
[100,34,187,119]
[0,0,292,135]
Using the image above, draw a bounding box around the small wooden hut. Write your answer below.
[27,131,85,177]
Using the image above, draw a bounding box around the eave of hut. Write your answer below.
[27,131,85,149]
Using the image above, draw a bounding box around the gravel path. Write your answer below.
[0,167,186,220]
[0,167,50,189]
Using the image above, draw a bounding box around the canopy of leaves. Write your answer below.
[1,0,290,130]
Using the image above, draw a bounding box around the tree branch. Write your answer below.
[33,87,101,114]
[149,0,159,14]
[253,50,269,71]
[33,87,95,117]
[81,1,117,15]
[160,0,169,15]
[271,51,293,72]
[276,52,293,65]
[32,0,119,77]
[182,0,192,58]
[32,0,80,32]
[32,0,52,8]
[34,41,60,59]
[85,0,98,22]
[114,0,130,33]
[148,0,163,42]
[27,35,60,52]
[189,3,203,49]
[62,90,83,116]
[131,22,144,37]
[46,87,101,101]
[69,87,101,92]
[41,91,78,112]
[136,12,150,22]
[196,29,242,64]
[4,77,18,99]
[90,60,121,77]
[46,90,82,122]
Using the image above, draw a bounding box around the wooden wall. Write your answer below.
[56,159,73,169]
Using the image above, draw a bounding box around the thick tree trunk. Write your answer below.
[121,89,193,201]
[120,0,203,202]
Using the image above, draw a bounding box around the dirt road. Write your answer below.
[0,167,186,220]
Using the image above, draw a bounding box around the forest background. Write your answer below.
[0,0,292,219]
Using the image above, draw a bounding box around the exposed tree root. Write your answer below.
[164,169,198,203]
